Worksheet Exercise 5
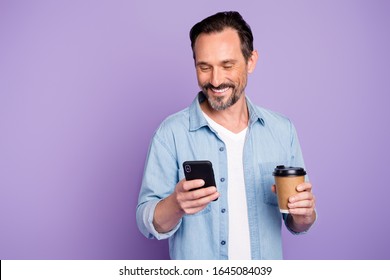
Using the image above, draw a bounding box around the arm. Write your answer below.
[137,123,219,238]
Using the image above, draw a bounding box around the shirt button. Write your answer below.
[220,178,225,182]
[219,147,224,152]
[221,208,226,213]
[221,241,226,245]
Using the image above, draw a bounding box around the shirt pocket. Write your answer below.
[259,162,279,207]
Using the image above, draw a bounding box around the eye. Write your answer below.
[199,66,211,72]
[223,64,234,70]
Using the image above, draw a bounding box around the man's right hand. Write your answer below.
[173,178,219,215]
[153,179,219,233]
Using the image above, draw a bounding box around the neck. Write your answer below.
[201,94,249,133]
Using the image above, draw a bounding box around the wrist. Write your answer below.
[287,210,316,233]
[153,195,184,234]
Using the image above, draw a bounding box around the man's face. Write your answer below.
[193,28,257,111]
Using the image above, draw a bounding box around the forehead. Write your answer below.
[193,28,244,62]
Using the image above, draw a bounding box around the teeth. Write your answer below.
[212,87,229,93]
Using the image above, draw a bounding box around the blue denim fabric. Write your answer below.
[136,93,308,259]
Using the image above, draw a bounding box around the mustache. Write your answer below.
[202,83,235,91]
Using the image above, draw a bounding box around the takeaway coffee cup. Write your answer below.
[273,165,307,213]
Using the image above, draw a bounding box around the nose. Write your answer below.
[210,68,222,87]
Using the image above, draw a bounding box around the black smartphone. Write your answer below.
[183,160,218,200]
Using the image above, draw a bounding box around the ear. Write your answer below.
[247,50,259,74]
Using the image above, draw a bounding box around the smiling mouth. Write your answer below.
[210,87,230,93]
[203,83,234,95]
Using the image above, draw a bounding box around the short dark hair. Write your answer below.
[189,11,254,62]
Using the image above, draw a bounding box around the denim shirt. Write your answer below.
[136,93,308,260]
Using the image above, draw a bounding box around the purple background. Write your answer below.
[1,0,389,260]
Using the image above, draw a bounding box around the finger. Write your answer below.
[182,186,218,202]
[288,199,315,210]
[181,191,220,213]
[182,179,205,191]
[289,191,314,203]
[192,186,218,199]
[289,206,315,216]
[183,206,206,215]
[271,185,276,194]
[296,182,312,192]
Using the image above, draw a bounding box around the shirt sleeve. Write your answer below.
[136,129,182,240]
[288,120,306,170]
[136,197,182,240]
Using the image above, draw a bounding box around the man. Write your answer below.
[136,11,316,260]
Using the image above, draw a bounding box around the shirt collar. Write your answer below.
[189,92,265,131]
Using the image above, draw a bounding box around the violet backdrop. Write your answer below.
[0,0,389,259]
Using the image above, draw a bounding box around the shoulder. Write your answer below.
[248,101,298,141]
[258,106,289,121]
[251,102,293,128]
[152,107,190,142]
[157,107,189,131]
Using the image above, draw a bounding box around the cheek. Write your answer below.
[196,72,210,85]
[227,71,243,85]
[235,70,248,85]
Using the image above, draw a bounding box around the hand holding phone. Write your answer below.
[183,160,218,201]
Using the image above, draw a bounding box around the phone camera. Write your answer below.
[185,165,191,173]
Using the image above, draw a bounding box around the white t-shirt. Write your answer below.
[203,112,251,259]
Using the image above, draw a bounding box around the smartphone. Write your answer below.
[183,160,218,200]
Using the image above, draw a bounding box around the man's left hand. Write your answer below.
[287,182,316,232]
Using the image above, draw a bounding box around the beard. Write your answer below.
[201,82,244,111]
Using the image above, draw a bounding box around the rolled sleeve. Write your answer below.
[136,199,182,240]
